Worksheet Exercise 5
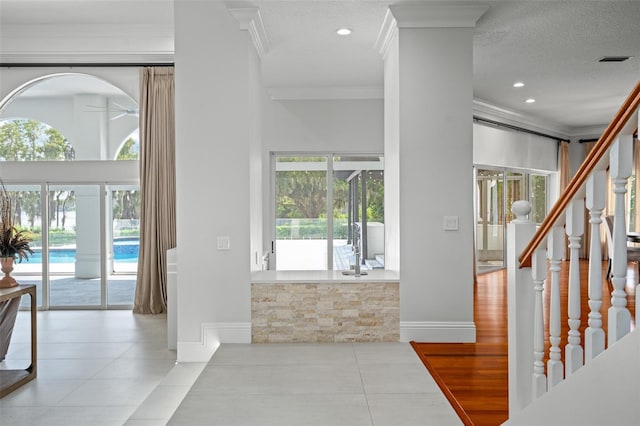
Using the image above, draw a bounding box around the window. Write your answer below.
[0,72,139,309]
[475,167,549,273]
[273,153,384,271]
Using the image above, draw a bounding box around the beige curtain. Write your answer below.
[134,67,176,314]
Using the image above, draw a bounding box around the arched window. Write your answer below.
[115,129,139,160]
[0,71,140,310]
[0,118,75,161]
[1,73,138,161]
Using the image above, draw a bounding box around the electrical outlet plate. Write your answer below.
[217,236,231,250]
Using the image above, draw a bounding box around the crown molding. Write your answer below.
[268,86,383,101]
[473,98,572,140]
[0,52,175,65]
[375,9,398,59]
[389,3,489,28]
[228,7,270,59]
[1,24,173,38]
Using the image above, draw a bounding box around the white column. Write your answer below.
[608,135,633,345]
[531,246,547,398]
[585,170,606,361]
[565,198,584,375]
[546,225,564,387]
[507,200,536,415]
[72,94,108,160]
[377,2,488,343]
[74,186,101,279]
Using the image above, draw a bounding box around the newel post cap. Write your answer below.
[511,200,531,223]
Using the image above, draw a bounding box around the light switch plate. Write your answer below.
[443,216,459,231]
[217,236,231,250]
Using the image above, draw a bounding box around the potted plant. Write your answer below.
[0,182,33,288]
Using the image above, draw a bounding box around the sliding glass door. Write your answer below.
[475,167,548,273]
[7,181,139,309]
[48,184,102,307]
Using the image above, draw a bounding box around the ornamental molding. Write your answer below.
[228,7,270,59]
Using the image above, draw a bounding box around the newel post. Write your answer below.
[507,200,536,415]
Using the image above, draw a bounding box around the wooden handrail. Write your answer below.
[519,80,640,268]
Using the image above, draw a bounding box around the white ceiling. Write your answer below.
[1,0,639,135]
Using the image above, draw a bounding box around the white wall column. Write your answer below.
[174,1,261,361]
[377,3,488,342]
[74,186,101,279]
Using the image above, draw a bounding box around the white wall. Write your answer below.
[473,123,558,172]
[174,1,256,359]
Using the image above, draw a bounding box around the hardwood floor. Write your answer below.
[411,260,637,426]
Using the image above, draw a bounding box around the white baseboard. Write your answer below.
[400,321,476,343]
[176,322,251,362]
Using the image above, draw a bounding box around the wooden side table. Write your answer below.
[0,284,37,398]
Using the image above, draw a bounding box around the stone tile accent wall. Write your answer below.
[251,282,399,343]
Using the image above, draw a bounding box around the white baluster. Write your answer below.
[585,170,606,361]
[637,112,640,332]
[532,246,547,398]
[565,198,584,375]
[546,225,564,387]
[609,135,633,345]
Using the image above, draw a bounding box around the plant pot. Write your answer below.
[0,257,17,288]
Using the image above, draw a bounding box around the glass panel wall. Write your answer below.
[48,184,101,307]
[4,184,43,308]
[475,167,549,273]
[275,156,328,270]
[476,169,505,272]
[274,154,384,271]
[108,185,139,306]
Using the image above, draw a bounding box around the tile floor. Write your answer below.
[1,310,462,426]
[168,343,463,426]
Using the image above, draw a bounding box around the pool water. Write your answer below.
[28,240,139,263]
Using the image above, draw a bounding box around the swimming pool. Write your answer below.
[28,239,139,263]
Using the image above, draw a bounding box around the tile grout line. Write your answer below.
[353,344,376,426]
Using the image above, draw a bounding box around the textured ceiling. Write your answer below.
[1,0,640,134]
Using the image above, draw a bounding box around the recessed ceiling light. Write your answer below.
[513,82,525,88]
[336,28,352,36]
[525,98,536,103]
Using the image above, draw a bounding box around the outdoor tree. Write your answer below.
[113,137,140,223]
[0,119,76,230]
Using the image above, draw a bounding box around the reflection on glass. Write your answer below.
[333,156,384,271]
[48,185,101,307]
[109,186,139,305]
[4,185,43,308]
[275,156,328,270]
[476,169,505,272]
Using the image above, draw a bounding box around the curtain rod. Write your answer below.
[0,63,174,68]
[578,138,599,143]
[473,116,567,143]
